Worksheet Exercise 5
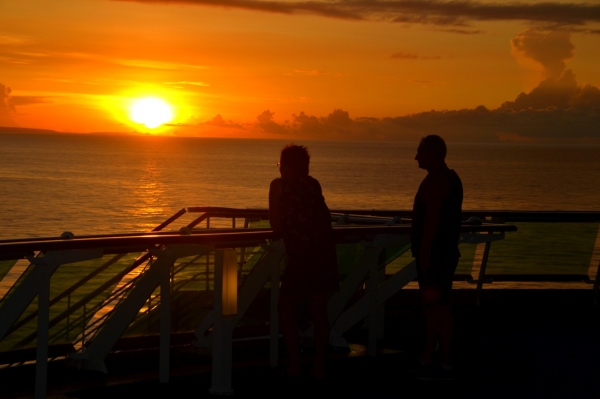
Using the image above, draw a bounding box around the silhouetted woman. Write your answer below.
[269,144,339,379]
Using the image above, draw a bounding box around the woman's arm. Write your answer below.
[269,178,283,233]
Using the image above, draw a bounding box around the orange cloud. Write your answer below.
[203,114,243,129]
[0,83,17,127]
[10,96,50,106]
[256,110,287,135]
[511,28,575,79]
[246,72,600,141]
[390,52,441,60]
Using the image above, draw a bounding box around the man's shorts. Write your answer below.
[416,257,459,304]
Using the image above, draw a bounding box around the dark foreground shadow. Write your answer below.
[3,289,600,399]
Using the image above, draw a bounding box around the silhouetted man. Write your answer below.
[410,135,463,381]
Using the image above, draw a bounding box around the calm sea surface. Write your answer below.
[0,133,599,239]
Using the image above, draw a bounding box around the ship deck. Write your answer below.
[0,208,598,398]
[1,288,599,399]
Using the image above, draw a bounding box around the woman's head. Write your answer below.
[279,144,310,178]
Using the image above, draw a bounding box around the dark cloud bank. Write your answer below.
[117,0,600,29]
[251,70,600,142]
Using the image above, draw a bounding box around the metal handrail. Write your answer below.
[187,206,600,223]
[0,225,515,256]
[0,218,520,398]
[1,208,190,343]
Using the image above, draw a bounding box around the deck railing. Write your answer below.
[3,207,600,397]
[1,207,599,396]
[0,211,516,398]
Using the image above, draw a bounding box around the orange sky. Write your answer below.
[1,0,599,140]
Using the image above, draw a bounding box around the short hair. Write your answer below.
[280,143,310,176]
[419,135,447,159]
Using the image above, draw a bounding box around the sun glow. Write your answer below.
[129,97,174,129]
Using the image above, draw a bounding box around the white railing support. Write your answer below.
[193,241,285,349]
[331,260,418,352]
[159,253,171,384]
[329,234,411,353]
[26,250,103,399]
[476,240,492,306]
[269,243,281,368]
[462,231,505,305]
[78,244,212,374]
[366,247,384,357]
[209,249,238,395]
[585,225,600,305]
[35,258,50,399]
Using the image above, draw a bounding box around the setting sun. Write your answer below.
[129,97,174,129]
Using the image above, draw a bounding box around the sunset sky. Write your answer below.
[1,0,599,141]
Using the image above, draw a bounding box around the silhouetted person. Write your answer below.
[269,144,339,379]
[410,135,463,380]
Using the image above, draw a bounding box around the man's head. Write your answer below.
[279,143,310,178]
[415,135,447,170]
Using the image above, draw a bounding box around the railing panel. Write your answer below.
[0,253,140,352]
[0,259,18,282]
[0,224,514,362]
[486,222,599,276]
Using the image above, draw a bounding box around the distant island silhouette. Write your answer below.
[0,126,60,135]
[0,126,135,136]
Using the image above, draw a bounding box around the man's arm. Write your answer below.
[419,173,450,272]
[268,178,283,233]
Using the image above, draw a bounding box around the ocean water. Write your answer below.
[0,133,599,239]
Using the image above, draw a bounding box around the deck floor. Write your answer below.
[1,289,600,399]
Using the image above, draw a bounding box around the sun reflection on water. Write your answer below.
[130,160,169,231]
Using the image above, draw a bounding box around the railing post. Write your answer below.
[25,250,102,398]
[160,256,171,383]
[82,302,86,348]
[476,240,492,306]
[269,250,280,368]
[587,225,600,305]
[66,293,71,341]
[593,264,600,306]
[35,262,50,399]
[366,246,385,357]
[209,249,237,395]
[376,250,386,340]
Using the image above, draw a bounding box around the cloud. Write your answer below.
[0,34,29,45]
[292,69,345,77]
[292,108,353,137]
[203,114,244,129]
[163,114,245,130]
[113,1,600,28]
[165,81,210,87]
[0,83,17,127]
[256,110,288,134]
[395,71,600,140]
[256,71,599,142]
[511,28,575,78]
[499,69,600,111]
[391,52,441,60]
[10,96,50,106]
[114,59,208,70]
[383,71,600,141]
[164,122,195,127]
[433,28,484,35]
